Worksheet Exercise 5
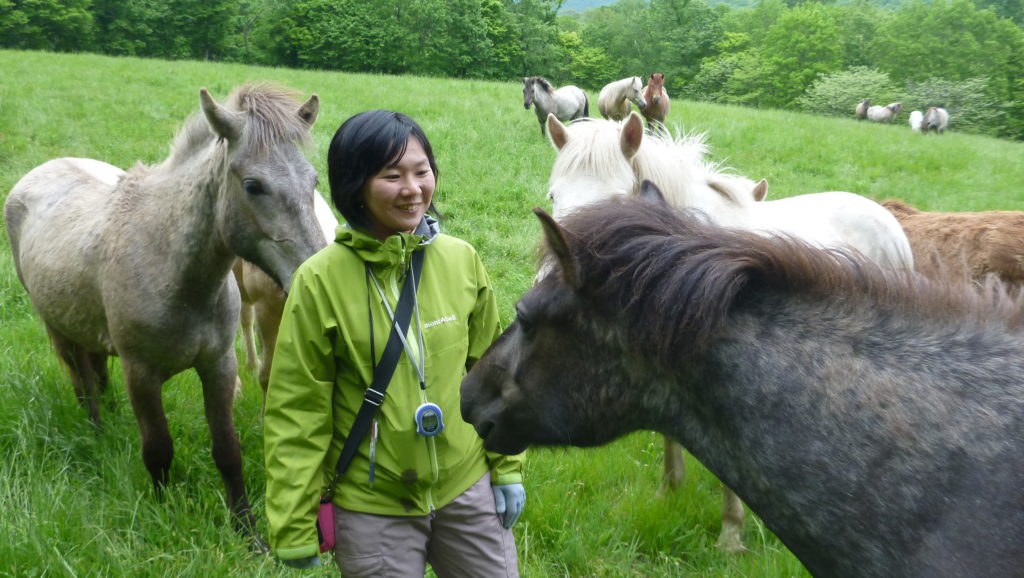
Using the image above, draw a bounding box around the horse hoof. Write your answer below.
[715,529,746,554]
[249,534,271,555]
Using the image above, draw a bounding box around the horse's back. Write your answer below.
[6,157,124,271]
[755,191,914,270]
[5,158,126,351]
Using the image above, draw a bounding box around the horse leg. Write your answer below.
[658,436,685,494]
[239,302,260,372]
[716,486,746,553]
[233,260,260,372]
[122,360,174,489]
[46,326,102,425]
[254,298,284,395]
[89,351,116,413]
[196,353,265,549]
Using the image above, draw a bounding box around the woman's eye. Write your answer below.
[243,179,265,195]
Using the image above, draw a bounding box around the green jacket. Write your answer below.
[264,218,524,561]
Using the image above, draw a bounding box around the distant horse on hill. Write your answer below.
[921,107,949,134]
[523,76,588,136]
[909,110,923,131]
[855,98,870,120]
[867,102,902,123]
[462,189,1024,578]
[4,83,325,548]
[598,76,647,121]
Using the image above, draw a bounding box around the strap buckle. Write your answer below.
[364,387,385,407]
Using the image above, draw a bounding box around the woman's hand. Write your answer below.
[492,483,526,529]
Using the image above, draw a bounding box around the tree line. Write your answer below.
[3,0,1023,139]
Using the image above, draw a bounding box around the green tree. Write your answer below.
[559,29,615,88]
[396,0,495,78]
[265,0,403,72]
[0,0,94,51]
[758,2,843,108]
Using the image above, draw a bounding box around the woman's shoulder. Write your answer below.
[430,232,478,253]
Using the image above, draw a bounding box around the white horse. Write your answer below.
[867,102,903,123]
[598,76,647,121]
[235,192,338,393]
[543,111,915,552]
[909,110,924,131]
[4,83,326,548]
[523,76,589,136]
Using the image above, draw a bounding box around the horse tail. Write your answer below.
[583,95,590,118]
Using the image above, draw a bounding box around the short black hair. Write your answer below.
[327,110,440,233]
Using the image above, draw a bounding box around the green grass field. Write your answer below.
[2,49,1024,577]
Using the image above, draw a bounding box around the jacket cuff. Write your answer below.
[490,472,523,486]
[275,543,320,561]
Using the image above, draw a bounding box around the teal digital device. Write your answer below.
[415,403,444,437]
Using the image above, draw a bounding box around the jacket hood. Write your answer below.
[335,216,439,266]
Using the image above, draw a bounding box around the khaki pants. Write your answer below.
[332,472,519,577]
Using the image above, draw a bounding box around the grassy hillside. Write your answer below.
[2,49,1024,577]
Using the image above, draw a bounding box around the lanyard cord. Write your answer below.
[366,260,427,389]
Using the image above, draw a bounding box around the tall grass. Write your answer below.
[2,49,1023,577]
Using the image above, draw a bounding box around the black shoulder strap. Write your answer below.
[325,248,424,496]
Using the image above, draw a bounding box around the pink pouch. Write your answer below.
[316,498,336,552]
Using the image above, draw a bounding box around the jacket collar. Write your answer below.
[335,216,438,266]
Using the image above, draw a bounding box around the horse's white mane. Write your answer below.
[550,117,751,208]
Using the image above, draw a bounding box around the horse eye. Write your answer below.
[515,304,534,335]
[242,179,266,196]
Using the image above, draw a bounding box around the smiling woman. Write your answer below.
[262,109,527,575]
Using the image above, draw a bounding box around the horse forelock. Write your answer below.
[550,119,635,193]
[550,118,734,210]
[228,83,313,155]
[167,83,311,162]
[551,196,1024,370]
[530,76,553,94]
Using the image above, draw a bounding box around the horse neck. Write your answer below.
[533,84,556,111]
[143,138,238,292]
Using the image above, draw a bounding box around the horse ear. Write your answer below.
[752,178,768,202]
[297,93,319,127]
[639,180,668,206]
[533,207,579,289]
[620,112,644,159]
[200,87,243,142]
[548,114,569,151]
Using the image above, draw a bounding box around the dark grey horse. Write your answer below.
[461,184,1024,577]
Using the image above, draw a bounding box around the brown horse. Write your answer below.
[882,199,1024,284]
[462,186,1024,577]
[4,83,325,547]
[641,73,670,126]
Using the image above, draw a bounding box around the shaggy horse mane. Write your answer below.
[526,76,554,94]
[548,196,1024,369]
[169,82,313,162]
[548,117,751,207]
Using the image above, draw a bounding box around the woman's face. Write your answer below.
[363,136,435,241]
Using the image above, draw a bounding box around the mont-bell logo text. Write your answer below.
[424,315,457,329]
